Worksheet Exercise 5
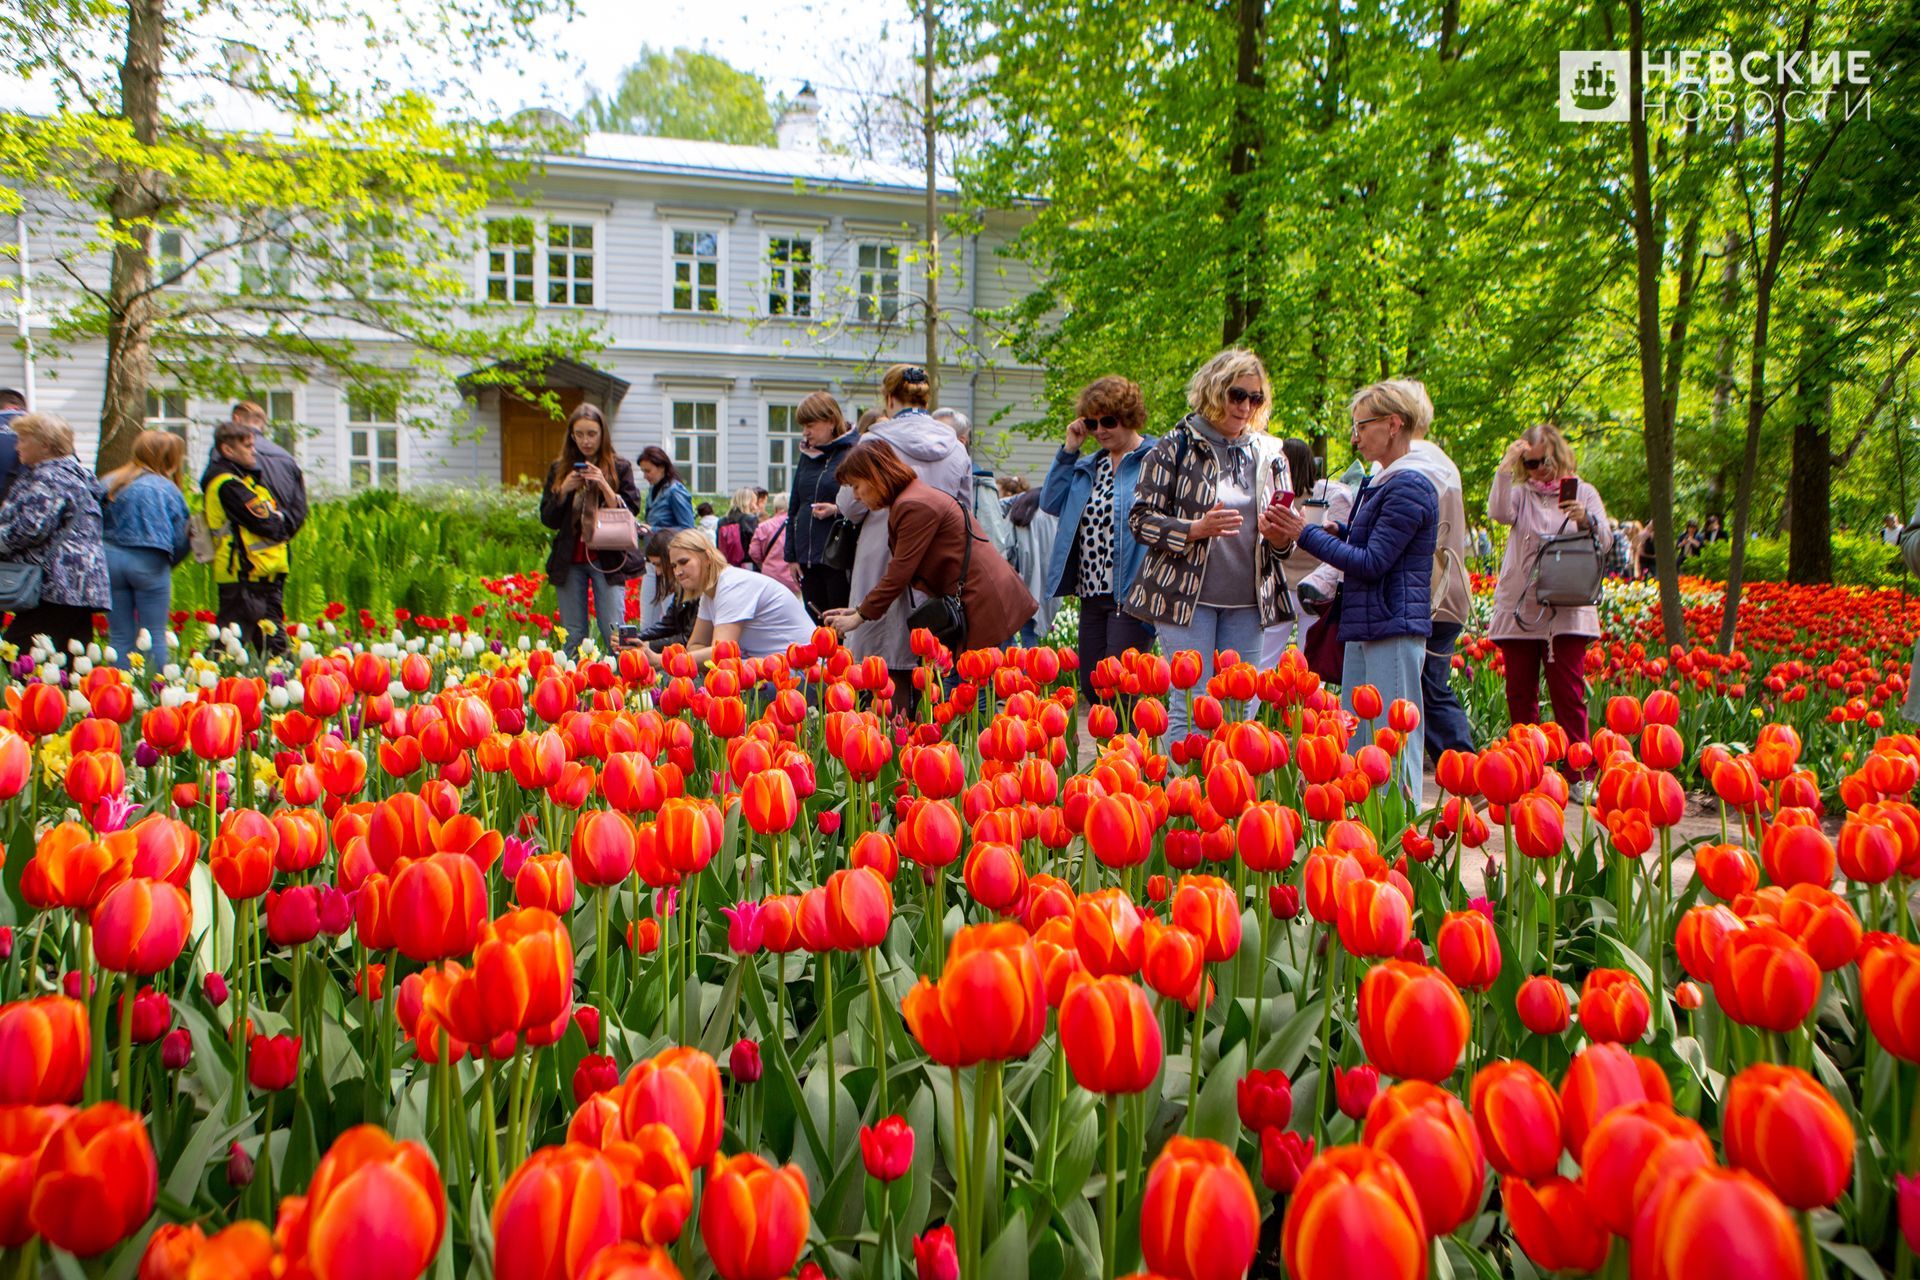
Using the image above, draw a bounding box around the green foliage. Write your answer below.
[1686,533,1910,587]
[579,46,777,145]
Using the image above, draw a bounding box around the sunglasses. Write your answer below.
[1521,456,1545,470]
[1227,387,1267,407]
[1080,415,1124,430]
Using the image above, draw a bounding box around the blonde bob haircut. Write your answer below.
[1186,348,1272,433]
[11,413,75,459]
[1508,423,1579,482]
[1350,379,1434,439]
[667,528,731,599]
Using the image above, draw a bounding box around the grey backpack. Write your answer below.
[1531,519,1605,608]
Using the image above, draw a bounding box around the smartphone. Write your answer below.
[1275,491,1296,510]
[616,624,640,647]
[1558,477,1578,501]
[573,462,588,471]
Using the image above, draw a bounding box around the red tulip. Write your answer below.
[1058,973,1163,1095]
[492,1144,623,1280]
[1505,1176,1609,1275]
[1357,960,1470,1083]
[1469,1060,1562,1181]
[28,1102,156,1257]
[279,1124,445,1280]
[1281,1145,1426,1280]
[1713,925,1820,1033]
[1559,1043,1672,1155]
[700,1153,810,1280]
[1515,975,1571,1035]
[1580,1100,1714,1236]
[1630,1165,1805,1280]
[1578,968,1650,1044]
[1361,1080,1485,1235]
[859,1114,915,1182]
[1722,1063,1855,1210]
[1140,1136,1261,1280]
[1435,910,1500,992]
[0,995,88,1104]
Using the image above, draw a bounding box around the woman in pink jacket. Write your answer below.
[1487,423,1611,787]
[749,493,801,594]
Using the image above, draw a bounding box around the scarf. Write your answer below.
[1189,414,1253,488]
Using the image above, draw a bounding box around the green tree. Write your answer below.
[580,47,776,145]
[0,0,603,472]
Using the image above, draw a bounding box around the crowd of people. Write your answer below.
[0,390,306,669]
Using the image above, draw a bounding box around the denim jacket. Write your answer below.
[0,455,111,609]
[103,472,192,563]
[1039,435,1156,600]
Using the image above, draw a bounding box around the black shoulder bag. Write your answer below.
[907,495,973,651]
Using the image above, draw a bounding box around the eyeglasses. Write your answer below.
[1352,415,1391,430]
[1080,415,1124,430]
[1521,456,1545,470]
[1227,387,1267,407]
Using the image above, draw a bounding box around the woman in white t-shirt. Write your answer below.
[640,529,814,666]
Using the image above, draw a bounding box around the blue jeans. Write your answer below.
[1422,620,1476,759]
[556,564,625,654]
[1341,634,1427,804]
[106,544,174,674]
[1157,604,1264,740]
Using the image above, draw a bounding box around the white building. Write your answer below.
[3,96,1058,497]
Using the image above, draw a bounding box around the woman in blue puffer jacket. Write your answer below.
[1266,382,1438,803]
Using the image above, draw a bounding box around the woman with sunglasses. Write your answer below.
[1124,348,1295,741]
[1040,375,1158,701]
[1488,423,1611,792]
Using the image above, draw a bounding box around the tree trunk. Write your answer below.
[97,0,168,474]
[1787,357,1835,583]
[921,0,940,405]
[1403,0,1459,373]
[1220,0,1267,346]
[1625,0,1684,646]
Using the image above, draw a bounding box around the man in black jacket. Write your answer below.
[205,419,298,656]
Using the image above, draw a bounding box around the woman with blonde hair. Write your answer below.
[1124,347,1295,740]
[103,429,192,672]
[640,527,813,667]
[1487,422,1612,788]
[0,413,110,656]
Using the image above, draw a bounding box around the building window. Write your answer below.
[670,229,722,313]
[155,226,189,286]
[146,390,190,438]
[346,394,400,490]
[349,215,404,299]
[486,217,536,304]
[765,236,813,317]
[856,242,901,323]
[670,399,720,493]
[255,389,299,453]
[546,222,595,306]
[766,403,806,494]
[237,236,294,295]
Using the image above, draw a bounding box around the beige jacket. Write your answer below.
[1401,441,1473,626]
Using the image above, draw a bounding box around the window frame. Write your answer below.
[663,392,726,496]
[342,391,404,492]
[477,212,605,310]
[853,239,904,325]
[762,231,817,319]
[762,399,808,497]
[663,223,728,315]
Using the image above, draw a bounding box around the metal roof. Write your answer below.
[565,132,956,195]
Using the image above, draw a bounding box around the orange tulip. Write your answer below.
[1504,1176,1609,1275]
[210,831,276,902]
[824,866,893,951]
[1759,815,1835,888]
[1675,904,1744,982]
[740,770,798,836]
[1435,910,1501,992]
[1722,1063,1855,1210]
[655,797,721,876]
[1357,960,1470,1083]
[1085,792,1154,868]
[1073,887,1145,977]
[1058,973,1162,1095]
[1578,968,1650,1044]
[1237,801,1300,873]
[465,908,574,1039]
[1141,1136,1261,1280]
[278,1124,444,1280]
[90,876,192,976]
[1695,841,1759,900]
[1469,1060,1562,1181]
[581,1244,684,1280]
[1630,1165,1805,1280]
[1558,1043,1672,1155]
[1140,919,1206,1008]
[492,1144,623,1280]
[0,995,89,1104]
[1858,931,1920,1063]
[898,797,965,868]
[900,922,1046,1066]
[1776,884,1862,972]
[1171,874,1240,963]
[1515,974,1571,1035]
[1360,1080,1485,1235]
[28,1102,156,1257]
[517,853,578,913]
[1580,1101,1714,1236]
[601,1123,693,1245]
[571,810,639,888]
[963,841,1027,914]
[620,1048,723,1168]
[1713,925,1820,1033]
[0,1103,70,1247]
[1281,1145,1426,1280]
[389,851,488,963]
[23,821,130,911]
[699,1153,810,1280]
[188,703,241,761]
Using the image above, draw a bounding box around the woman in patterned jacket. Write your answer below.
[0,413,111,656]
[1124,348,1296,742]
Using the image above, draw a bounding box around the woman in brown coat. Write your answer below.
[822,438,1036,652]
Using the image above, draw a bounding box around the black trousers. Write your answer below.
[5,602,97,657]
[1076,593,1155,703]
[217,579,289,657]
[797,563,851,621]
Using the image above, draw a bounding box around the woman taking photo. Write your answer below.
[1487,423,1611,790]
[1124,347,1293,740]
[1267,388,1440,804]
[1040,375,1157,699]
[102,429,191,673]
[641,529,814,667]
[636,445,695,629]
[540,404,644,654]
[1261,436,1351,665]
[786,391,857,616]
[837,364,972,689]
[822,438,1035,655]
[0,413,110,655]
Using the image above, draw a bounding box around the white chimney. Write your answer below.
[776,84,821,152]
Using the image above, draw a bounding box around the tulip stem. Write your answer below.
[594,886,610,1013]
[1800,1209,1823,1279]
[1313,941,1340,1146]
[115,972,134,1109]
[864,947,889,1117]
[971,1061,998,1272]
[481,1055,500,1197]
[506,1044,527,1176]
[1252,880,1271,1056]
[1101,1094,1119,1280]
[951,1065,973,1280]
[823,954,839,1154]
[1187,972,1205,1136]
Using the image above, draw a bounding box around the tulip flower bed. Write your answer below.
[0,613,1915,1280]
